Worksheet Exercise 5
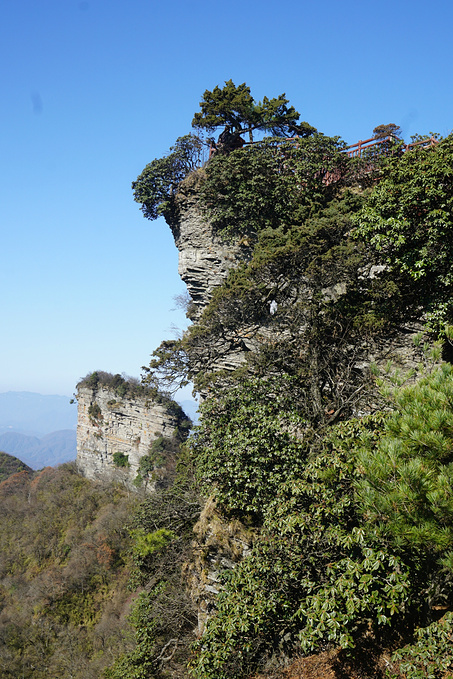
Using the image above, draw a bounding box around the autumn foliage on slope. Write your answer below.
[0,463,138,678]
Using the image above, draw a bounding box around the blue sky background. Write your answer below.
[1,0,452,399]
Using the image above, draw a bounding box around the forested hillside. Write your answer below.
[0,460,199,678]
[0,451,32,482]
[0,463,136,677]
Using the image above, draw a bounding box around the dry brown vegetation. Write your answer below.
[0,461,140,678]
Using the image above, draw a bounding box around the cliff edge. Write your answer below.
[76,372,190,489]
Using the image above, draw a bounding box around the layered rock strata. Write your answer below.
[172,186,251,318]
[76,384,184,489]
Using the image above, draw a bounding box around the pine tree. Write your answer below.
[356,362,453,567]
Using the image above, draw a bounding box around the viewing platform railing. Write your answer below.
[207,134,440,163]
[344,135,439,158]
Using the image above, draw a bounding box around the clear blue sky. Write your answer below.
[1,0,452,398]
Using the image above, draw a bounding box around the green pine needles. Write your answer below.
[356,362,453,566]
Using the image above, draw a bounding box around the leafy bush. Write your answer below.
[88,402,102,422]
[353,134,453,330]
[112,452,130,468]
[191,376,312,516]
[388,612,453,678]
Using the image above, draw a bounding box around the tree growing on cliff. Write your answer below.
[132,134,203,222]
[192,80,316,144]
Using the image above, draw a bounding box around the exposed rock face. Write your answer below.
[185,498,254,635]
[76,384,185,489]
[172,190,251,318]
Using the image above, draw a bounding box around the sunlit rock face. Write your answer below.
[76,385,184,489]
[171,195,251,318]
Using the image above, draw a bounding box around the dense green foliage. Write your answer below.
[189,387,453,678]
[198,134,348,239]
[354,135,453,330]
[147,188,400,404]
[356,362,453,565]
[79,370,149,398]
[192,376,311,516]
[134,435,184,488]
[190,415,412,678]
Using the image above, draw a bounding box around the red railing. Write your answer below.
[208,134,440,162]
[344,135,439,158]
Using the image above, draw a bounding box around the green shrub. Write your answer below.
[191,375,312,516]
[112,452,130,468]
[88,402,102,422]
[388,612,453,678]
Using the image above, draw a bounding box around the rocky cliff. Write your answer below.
[169,178,427,402]
[171,176,252,318]
[84,127,453,678]
[76,377,189,489]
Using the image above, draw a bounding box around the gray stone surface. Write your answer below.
[76,385,183,489]
[172,196,251,318]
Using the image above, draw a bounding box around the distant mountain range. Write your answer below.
[0,391,77,436]
[0,391,77,469]
[0,430,77,470]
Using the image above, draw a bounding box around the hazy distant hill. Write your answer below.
[0,451,32,482]
[179,398,199,424]
[0,391,77,437]
[0,430,76,470]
